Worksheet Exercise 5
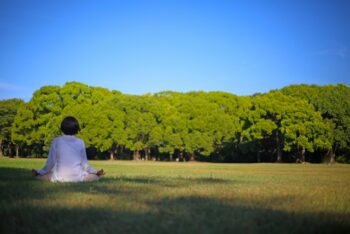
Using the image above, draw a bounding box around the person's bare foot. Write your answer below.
[96,169,105,177]
[31,169,39,176]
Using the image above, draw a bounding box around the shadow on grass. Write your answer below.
[104,176,232,187]
[0,167,349,234]
[0,168,232,202]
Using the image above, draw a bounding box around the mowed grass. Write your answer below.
[1,158,350,234]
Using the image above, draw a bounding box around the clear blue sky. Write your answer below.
[1,0,349,101]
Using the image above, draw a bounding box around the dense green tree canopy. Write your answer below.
[0,99,24,156]
[282,84,350,162]
[3,82,349,163]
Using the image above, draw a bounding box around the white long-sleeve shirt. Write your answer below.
[37,135,97,182]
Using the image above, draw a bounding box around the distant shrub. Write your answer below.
[336,155,350,164]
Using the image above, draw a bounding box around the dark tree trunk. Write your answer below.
[257,151,261,163]
[276,131,282,163]
[169,153,173,161]
[26,146,30,157]
[301,147,305,162]
[0,140,3,157]
[145,148,150,160]
[120,145,124,159]
[190,153,195,161]
[109,144,116,160]
[133,150,140,160]
[15,144,19,158]
[8,145,12,157]
[329,146,336,164]
[109,151,114,160]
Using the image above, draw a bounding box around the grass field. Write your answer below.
[1,158,350,234]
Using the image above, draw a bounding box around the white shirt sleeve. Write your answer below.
[37,139,57,175]
[81,141,97,174]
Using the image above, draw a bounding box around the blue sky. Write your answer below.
[1,0,349,101]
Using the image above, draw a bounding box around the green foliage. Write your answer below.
[282,84,350,162]
[80,97,125,159]
[0,99,24,156]
[3,82,350,163]
[241,91,332,162]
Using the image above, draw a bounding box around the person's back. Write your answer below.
[32,116,105,182]
[51,135,88,182]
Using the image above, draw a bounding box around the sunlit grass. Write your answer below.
[1,158,349,233]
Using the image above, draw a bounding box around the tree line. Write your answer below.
[1,82,349,163]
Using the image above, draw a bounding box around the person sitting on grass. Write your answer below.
[32,116,105,182]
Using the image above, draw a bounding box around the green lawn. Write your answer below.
[1,158,350,234]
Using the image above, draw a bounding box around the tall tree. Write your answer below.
[282,84,350,162]
[200,92,251,161]
[154,91,186,160]
[246,91,331,162]
[119,95,158,160]
[11,82,113,157]
[79,96,125,160]
[11,86,62,156]
[0,99,24,157]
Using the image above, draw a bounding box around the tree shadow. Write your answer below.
[146,196,350,234]
[103,176,232,187]
[0,167,230,203]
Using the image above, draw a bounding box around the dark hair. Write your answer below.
[60,116,80,135]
